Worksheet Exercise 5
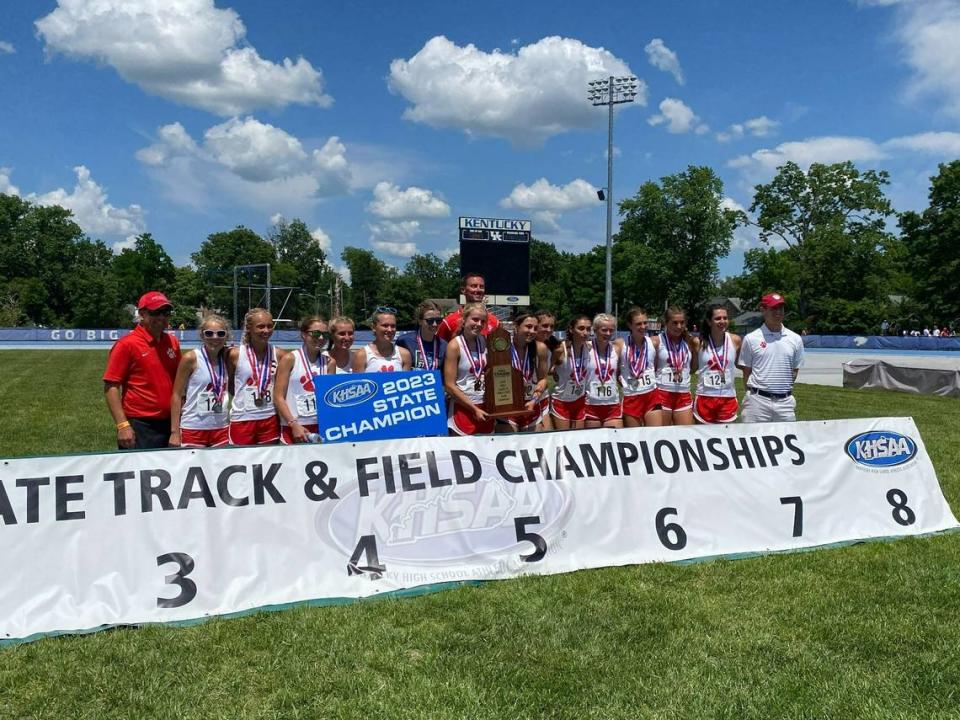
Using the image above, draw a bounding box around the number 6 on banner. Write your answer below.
[655,508,687,551]
[156,552,197,608]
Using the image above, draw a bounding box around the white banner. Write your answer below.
[1,418,956,643]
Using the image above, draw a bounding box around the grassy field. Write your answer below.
[1,350,959,719]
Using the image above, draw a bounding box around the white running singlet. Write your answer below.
[454,335,486,405]
[552,341,588,402]
[280,347,327,428]
[655,333,692,393]
[231,343,277,421]
[619,335,657,397]
[585,339,620,406]
[180,347,229,431]
[695,332,736,398]
[364,343,404,373]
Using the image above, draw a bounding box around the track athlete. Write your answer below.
[351,307,413,373]
[169,313,231,448]
[275,315,329,444]
[693,304,741,424]
[619,307,663,427]
[654,306,698,426]
[584,313,624,429]
[443,302,494,435]
[227,308,286,445]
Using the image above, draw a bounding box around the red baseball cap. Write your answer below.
[760,292,786,308]
[138,291,173,311]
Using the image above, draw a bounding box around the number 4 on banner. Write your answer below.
[347,535,386,580]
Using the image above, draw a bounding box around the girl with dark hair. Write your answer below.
[653,306,699,426]
[550,314,591,430]
[534,310,559,430]
[275,315,329,444]
[497,312,548,433]
[396,300,447,372]
[619,307,663,427]
[443,303,494,435]
[693,304,741,424]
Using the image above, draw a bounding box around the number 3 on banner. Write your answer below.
[156,552,197,608]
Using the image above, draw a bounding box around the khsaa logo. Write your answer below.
[324,378,378,408]
[846,431,917,468]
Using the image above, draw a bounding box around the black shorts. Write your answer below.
[127,417,172,449]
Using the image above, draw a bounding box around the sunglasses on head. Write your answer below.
[374,306,397,315]
[424,317,442,325]
[309,330,330,339]
[203,329,227,338]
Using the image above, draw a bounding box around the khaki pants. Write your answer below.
[740,391,796,423]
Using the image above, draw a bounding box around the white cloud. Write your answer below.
[0,167,20,196]
[26,165,146,241]
[532,210,561,233]
[269,212,285,226]
[35,0,331,116]
[501,178,599,211]
[388,35,643,146]
[644,38,684,85]
[717,115,780,142]
[438,246,458,261]
[137,118,351,212]
[369,220,420,258]
[111,237,138,253]
[311,226,332,252]
[367,181,450,219]
[0,41,14,54]
[863,0,960,118]
[728,136,887,176]
[883,131,960,155]
[648,98,708,134]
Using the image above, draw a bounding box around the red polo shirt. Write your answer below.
[436,309,499,342]
[103,325,181,419]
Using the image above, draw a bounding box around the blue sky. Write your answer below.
[2,0,959,281]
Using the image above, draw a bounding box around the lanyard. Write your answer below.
[417,332,439,370]
[245,343,272,396]
[200,346,225,401]
[591,340,614,383]
[627,335,648,376]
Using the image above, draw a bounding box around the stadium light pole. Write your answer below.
[588,75,639,314]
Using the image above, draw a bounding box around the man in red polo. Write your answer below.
[436,272,499,341]
[103,291,181,449]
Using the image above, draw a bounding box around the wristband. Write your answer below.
[116,421,131,430]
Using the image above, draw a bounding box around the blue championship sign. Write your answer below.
[313,370,447,443]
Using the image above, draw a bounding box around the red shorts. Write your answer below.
[584,402,623,423]
[180,427,229,448]
[622,391,660,419]
[693,395,739,424]
[280,423,320,445]
[537,397,550,421]
[229,416,280,446]
[501,409,539,431]
[448,403,495,435]
[551,396,586,422]
[654,389,693,413]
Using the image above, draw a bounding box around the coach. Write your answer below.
[436,272,499,341]
[103,291,181,449]
[738,292,804,423]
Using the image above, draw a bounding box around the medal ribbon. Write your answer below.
[246,343,272,397]
[417,333,439,370]
[201,346,225,402]
[511,343,533,382]
[707,333,727,372]
[664,333,688,375]
[571,342,587,385]
[627,336,648,377]
[458,336,486,382]
[299,346,322,376]
[591,340,614,384]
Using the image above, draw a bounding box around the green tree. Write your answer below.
[614,166,737,315]
[111,233,176,303]
[191,227,276,323]
[749,161,895,329]
[900,160,960,326]
[341,247,396,323]
[65,239,122,327]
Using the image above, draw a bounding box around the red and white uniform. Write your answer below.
[550,341,588,422]
[694,332,738,424]
[619,335,659,419]
[280,347,327,443]
[654,333,693,412]
[504,342,539,431]
[229,343,280,445]
[364,343,404,373]
[179,347,229,447]
[448,336,493,435]
[584,340,622,422]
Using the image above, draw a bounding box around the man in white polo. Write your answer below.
[739,292,804,423]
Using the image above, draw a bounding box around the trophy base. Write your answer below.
[485,408,533,418]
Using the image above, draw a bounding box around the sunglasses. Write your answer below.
[203,329,227,338]
[424,317,442,325]
[374,306,397,315]
[308,330,330,339]
[145,308,172,317]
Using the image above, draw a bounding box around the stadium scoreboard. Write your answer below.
[458,216,531,306]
